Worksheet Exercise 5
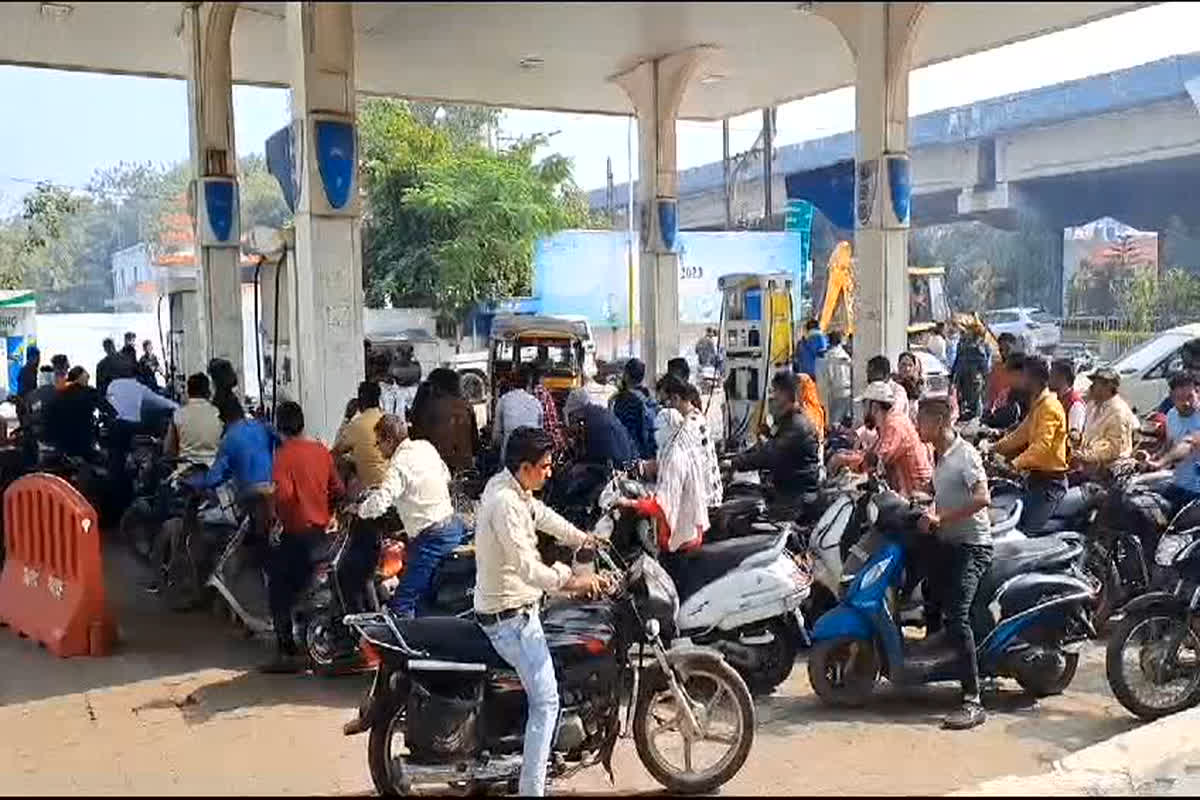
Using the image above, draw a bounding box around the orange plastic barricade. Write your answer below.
[0,473,117,657]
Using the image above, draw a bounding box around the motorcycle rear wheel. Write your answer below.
[367,698,413,796]
[1083,541,1121,634]
[807,636,880,708]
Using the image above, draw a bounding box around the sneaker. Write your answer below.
[942,701,987,730]
[259,653,304,674]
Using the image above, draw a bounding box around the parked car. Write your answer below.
[1075,323,1200,414]
[983,307,1062,353]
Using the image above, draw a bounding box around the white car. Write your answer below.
[1074,323,1200,414]
[983,307,1062,353]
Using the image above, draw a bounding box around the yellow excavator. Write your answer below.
[816,240,993,349]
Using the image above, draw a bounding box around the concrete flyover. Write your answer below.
[591,52,1200,236]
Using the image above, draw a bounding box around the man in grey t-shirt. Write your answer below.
[916,394,993,731]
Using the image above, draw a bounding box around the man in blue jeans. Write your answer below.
[357,414,467,617]
[473,427,603,796]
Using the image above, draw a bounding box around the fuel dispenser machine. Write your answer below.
[717,272,795,452]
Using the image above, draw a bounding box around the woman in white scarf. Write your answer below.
[620,375,719,553]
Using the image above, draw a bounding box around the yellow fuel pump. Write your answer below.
[717,272,795,452]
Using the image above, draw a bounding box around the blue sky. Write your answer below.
[1,2,1198,216]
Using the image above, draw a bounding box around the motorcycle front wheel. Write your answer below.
[1106,610,1200,720]
[633,652,755,794]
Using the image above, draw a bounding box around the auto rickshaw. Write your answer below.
[487,314,586,425]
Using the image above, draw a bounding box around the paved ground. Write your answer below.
[1,542,1147,796]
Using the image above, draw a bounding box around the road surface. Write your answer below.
[0,544,1145,796]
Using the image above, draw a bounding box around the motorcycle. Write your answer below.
[342,542,756,795]
[1104,531,1200,720]
[120,455,206,568]
[159,485,273,636]
[807,477,1097,708]
[599,475,812,696]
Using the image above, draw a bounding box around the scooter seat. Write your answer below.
[987,494,1021,528]
[666,533,781,602]
[978,536,1078,602]
[394,616,509,668]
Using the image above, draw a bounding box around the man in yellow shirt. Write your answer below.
[992,357,1069,534]
[1074,368,1137,474]
[332,381,389,612]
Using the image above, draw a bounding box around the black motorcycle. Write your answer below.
[1105,532,1200,719]
[343,543,756,796]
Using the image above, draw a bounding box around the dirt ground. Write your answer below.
[0,543,1145,797]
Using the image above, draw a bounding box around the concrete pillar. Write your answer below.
[286,1,365,443]
[182,2,243,384]
[613,47,713,380]
[824,3,925,395]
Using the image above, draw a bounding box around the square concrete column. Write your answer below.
[286,1,365,443]
[614,47,713,381]
[843,4,922,395]
[183,2,243,385]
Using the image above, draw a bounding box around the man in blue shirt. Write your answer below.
[610,358,657,460]
[568,402,636,467]
[1149,372,1200,511]
[1155,339,1200,415]
[187,398,278,548]
[795,319,828,378]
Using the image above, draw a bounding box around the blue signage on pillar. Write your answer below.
[204,180,236,243]
[315,119,356,210]
[886,153,912,226]
[265,124,298,213]
[7,335,25,395]
[657,197,679,252]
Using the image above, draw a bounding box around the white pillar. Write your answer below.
[613,47,713,381]
[830,3,924,394]
[286,1,365,443]
[183,2,243,385]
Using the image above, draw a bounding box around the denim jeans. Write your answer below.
[936,542,993,700]
[388,516,467,617]
[481,609,559,797]
[1021,474,1068,535]
[337,517,383,613]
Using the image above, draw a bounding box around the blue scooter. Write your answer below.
[807,480,1097,707]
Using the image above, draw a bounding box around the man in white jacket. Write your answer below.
[816,329,853,427]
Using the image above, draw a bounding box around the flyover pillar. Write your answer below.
[285,0,365,442]
[614,47,713,380]
[837,4,924,395]
[182,2,243,385]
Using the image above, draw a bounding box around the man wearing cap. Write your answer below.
[829,380,932,497]
[1075,367,1137,474]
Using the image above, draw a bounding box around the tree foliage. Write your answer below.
[359,98,598,318]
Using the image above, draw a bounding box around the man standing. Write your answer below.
[1147,372,1200,511]
[610,358,658,460]
[795,319,828,379]
[992,357,1069,534]
[926,322,949,366]
[410,368,480,474]
[916,394,992,730]
[816,329,853,428]
[474,426,602,796]
[333,382,389,490]
[358,414,467,618]
[138,340,161,389]
[107,360,180,502]
[96,338,122,397]
[492,363,545,464]
[262,401,343,673]
[16,345,40,399]
[694,328,717,370]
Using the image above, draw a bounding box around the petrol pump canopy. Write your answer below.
[0,2,1145,120]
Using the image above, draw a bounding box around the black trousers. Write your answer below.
[337,515,387,614]
[267,529,324,654]
[928,542,993,699]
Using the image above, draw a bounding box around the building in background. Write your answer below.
[1063,216,1158,317]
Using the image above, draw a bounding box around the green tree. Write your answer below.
[359,98,597,319]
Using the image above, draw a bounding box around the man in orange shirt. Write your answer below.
[263,400,344,673]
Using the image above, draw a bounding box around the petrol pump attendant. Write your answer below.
[473,426,603,796]
[916,395,993,731]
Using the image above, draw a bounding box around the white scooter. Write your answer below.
[594,475,811,696]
